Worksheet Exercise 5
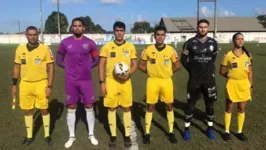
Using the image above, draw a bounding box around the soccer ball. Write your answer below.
[114,62,129,76]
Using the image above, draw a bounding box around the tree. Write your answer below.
[95,24,106,33]
[131,21,154,33]
[44,11,69,34]
[257,15,266,28]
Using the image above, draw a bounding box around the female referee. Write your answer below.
[219,32,253,142]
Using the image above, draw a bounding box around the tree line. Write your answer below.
[44,11,159,34]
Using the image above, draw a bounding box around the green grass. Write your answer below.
[1,43,266,150]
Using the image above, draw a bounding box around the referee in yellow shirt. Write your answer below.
[139,26,181,144]
[12,26,54,146]
[219,32,253,142]
[98,21,138,148]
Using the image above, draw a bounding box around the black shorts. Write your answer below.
[186,81,218,103]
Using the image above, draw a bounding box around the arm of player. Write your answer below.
[180,41,189,71]
[12,47,21,98]
[138,48,148,73]
[56,42,66,68]
[47,63,55,89]
[171,48,181,73]
[98,57,107,97]
[98,57,106,82]
[248,55,253,96]
[212,41,218,63]
[138,59,147,74]
[90,41,100,68]
[129,59,138,75]
[248,66,253,87]
[46,47,55,97]
[172,61,181,73]
[219,53,229,78]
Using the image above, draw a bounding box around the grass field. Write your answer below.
[1,43,266,150]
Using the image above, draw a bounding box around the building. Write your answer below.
[160,17,266,43]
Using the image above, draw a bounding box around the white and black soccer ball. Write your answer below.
[114,62,129,76]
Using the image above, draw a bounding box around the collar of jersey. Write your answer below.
[113,40,126,47]
[231,50,245,58]
[154,44,166,52]
[26,42,40,52]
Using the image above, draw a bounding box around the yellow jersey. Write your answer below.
[14,43,54,82]
[221,50,252,80]
[99,41,137,78]
[140,44,179,78]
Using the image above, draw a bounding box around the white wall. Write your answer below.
[1,32,266,45]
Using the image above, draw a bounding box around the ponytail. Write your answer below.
[242,46,250,57]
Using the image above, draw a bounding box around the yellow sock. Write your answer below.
[238,112,245,133]
[42,114,50,137]
[123,111,131,137]
[145,111,153,134]
[108,110,117,136]
[167,110,174,133]
[24,115,33,138]
[224,112,232,133]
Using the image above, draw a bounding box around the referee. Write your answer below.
[181,19,218,141]
[12,26,54,146]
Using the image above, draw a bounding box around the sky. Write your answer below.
[0,0,266,33]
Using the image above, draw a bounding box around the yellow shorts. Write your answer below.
[104,77,132,108]
[226,79,251,102]
[146,78,173,104]
[19,79,48,109]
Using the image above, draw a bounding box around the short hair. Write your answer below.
[72,17,85,26]
[113,21,126,31]
[26,26,38,33]
[197,19,210,26]
[154,25,167,34]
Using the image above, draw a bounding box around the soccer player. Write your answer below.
[98,21,138,148]
[12,26,54,146]
[56,18,99,148]
[219,32,252,142]
[181,19,218,141]
[139,26,181,144]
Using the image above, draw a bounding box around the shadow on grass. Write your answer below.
[33,99,64,137]
[94,97,125,137]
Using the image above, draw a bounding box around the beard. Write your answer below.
[74,33,82,38]
[197,32,207,38]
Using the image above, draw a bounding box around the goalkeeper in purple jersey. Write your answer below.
[56,17,99,148]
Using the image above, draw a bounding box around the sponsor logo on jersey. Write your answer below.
[35,57,41,65]
[210,45,214,52]
[83,43,89,49]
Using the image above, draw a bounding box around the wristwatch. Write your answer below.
[48,85,53,89]
[99,81,104,84]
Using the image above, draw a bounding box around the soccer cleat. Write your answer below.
[183,130,191,141]
[64,137,76,148]
[109,136,116,148]
[236,133,248,142]
[88,135,98,145]
[167,132,177,144]
[143,134,151,144]
[124,136,132,148]
[222,133,231,142]
[206,127,216,140]
[44,136,53,146]
[21,137,34,146]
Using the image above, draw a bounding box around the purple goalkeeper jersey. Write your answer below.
[57,36,99,81]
